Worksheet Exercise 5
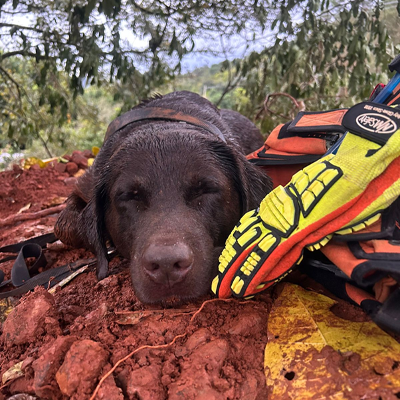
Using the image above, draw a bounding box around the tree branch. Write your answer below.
[255,92,305,121]
[0,22,44,33]
[0,65,22,106]
[0,204,66,228]
[0,50,52,60]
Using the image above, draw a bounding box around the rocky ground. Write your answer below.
[0,160,398,400]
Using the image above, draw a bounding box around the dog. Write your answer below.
[55,91,272,303]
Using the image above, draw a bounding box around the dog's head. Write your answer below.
[84,92,272,303]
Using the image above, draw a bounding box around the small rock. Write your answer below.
[2,288,60,346]
[32,336,77,399]
[95,372,124,400]
[126,365,165,400]
[21,357,35,372]
[65,162,79,176]
[176,328,211,357]
[54,163,66,173]
[47,160,58,168]
[71,152,88,169]
[238,372,264,400]
[82,149,94,158]
[55,339,109,397]
[186,328,212,351]
[8,377,35,397]
[12,164,23,173]
[169,339,229,400]
[63,177,77,186]
[226,311,265,336]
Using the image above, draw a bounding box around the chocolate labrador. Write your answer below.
[55,91,272,303]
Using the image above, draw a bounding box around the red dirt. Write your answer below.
[0,166,271,400]
[0,165,398,400]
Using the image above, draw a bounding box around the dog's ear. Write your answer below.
[55,168,110,280]
[54,192,89,248]
[209,141,272,214]
[77,193,109,280]
[238,158,273,211]
[89,177,113,280]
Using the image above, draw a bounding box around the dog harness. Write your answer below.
[105,106,227,143]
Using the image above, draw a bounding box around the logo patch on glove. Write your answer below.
[356,113,397,134]
[343,102,400,144]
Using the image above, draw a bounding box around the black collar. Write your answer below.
[105,106,227,143]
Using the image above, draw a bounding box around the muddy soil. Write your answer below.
[0,165,398,400]
[0,166,270,400]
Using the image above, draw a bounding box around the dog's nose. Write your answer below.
[142,242,194,286]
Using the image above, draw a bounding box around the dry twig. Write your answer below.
[0,204,66,228]
[255,92,305,121]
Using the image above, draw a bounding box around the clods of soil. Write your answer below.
[0,165,271,400]
[0,165,399,400]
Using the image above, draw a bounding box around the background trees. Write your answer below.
[0,0,399,157]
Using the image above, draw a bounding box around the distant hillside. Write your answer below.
[159,62,251,113]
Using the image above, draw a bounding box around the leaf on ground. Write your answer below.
[2,361,24,384]
[0,297,18,324]
[23,157,45,169]
[264,283,400,399]
[17,203,31,214]
[92,146,100,156]
[43,196,67,208]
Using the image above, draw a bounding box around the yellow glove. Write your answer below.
[213,102,400,298]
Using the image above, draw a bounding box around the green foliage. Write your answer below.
[0,0,267,94]
[0,0,269,150]
[0,0,399,152]
[0,56,121,158]
[231,0,400,132]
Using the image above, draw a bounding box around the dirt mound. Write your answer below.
[0,165,270,399]
[0,165,398,400]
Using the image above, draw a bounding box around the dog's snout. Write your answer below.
[142,242,194,286]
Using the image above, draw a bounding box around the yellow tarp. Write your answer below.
[265,283,400,399]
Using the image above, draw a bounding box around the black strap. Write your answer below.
[0,232,88,298]
[0,258,96,299]
[0,232,57,253]
[11,243,47,287]
[105,107,227,143]
[0,233,58,288]
[0,233,119,299]
[372,288,400,334]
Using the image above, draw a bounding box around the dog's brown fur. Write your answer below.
[55,91,272,303]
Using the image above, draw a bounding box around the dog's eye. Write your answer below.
[117,189,145,203]
[186,181,219,203]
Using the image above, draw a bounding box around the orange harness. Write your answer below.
[248,108,400,334]
[247,108,348,188]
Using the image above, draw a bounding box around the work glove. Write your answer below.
[213,102,400,298]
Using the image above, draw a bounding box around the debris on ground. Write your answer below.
[0,163,399,400]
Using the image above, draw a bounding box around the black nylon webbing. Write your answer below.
[0,258,96,299]
[0,232,57,254]
[0,232,93,298]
